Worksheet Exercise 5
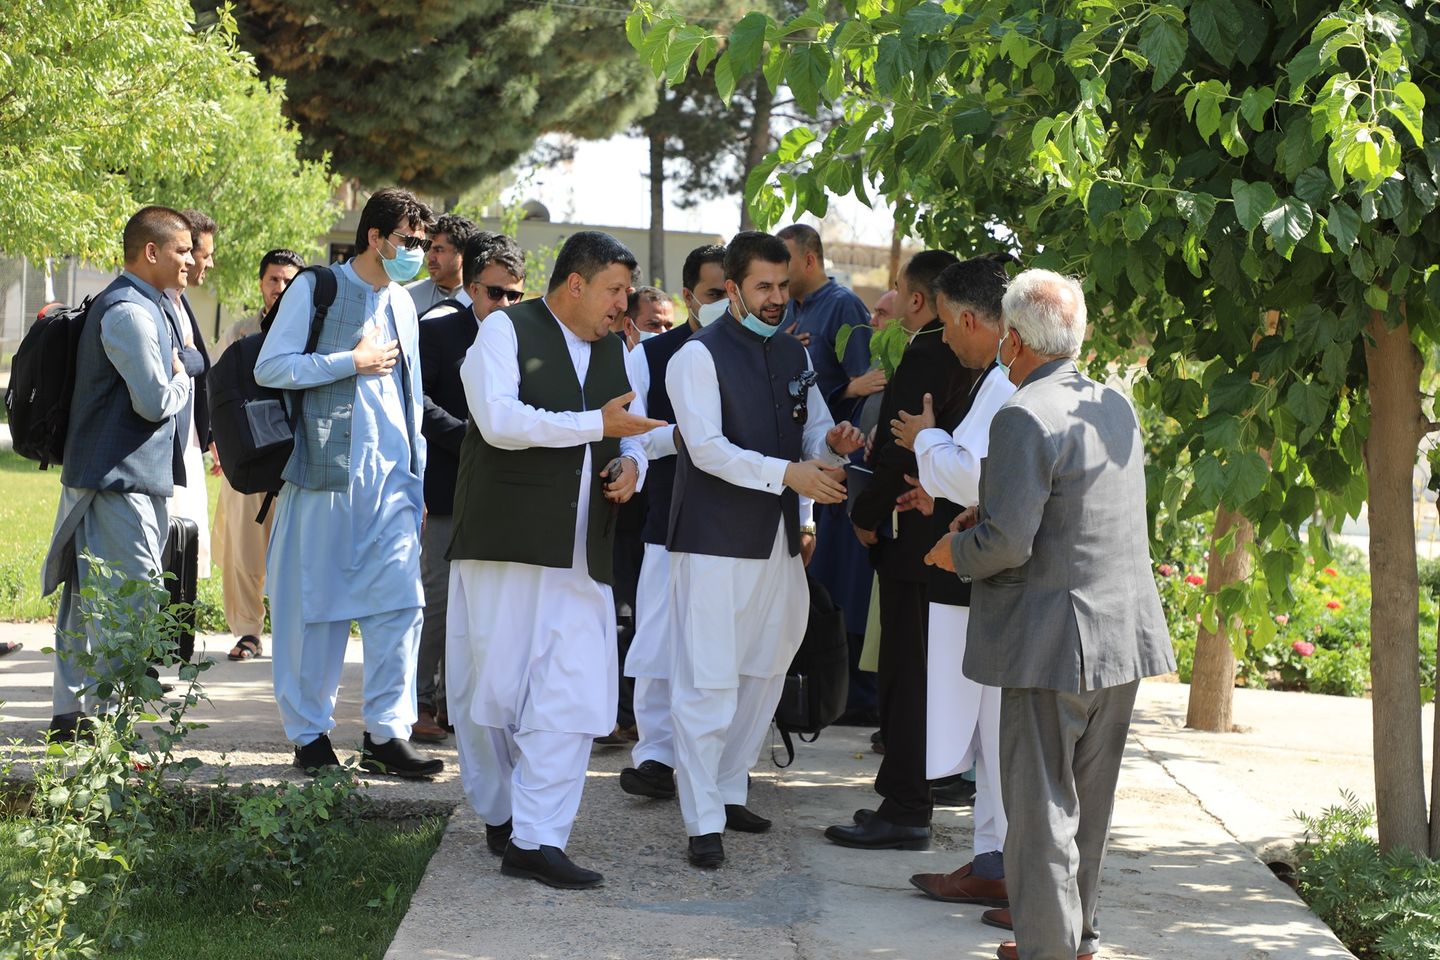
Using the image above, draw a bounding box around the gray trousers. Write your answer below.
[1000,680,1139,960]
[417,513,451,714]
[51,491,169,716]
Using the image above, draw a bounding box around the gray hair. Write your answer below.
[1000,269,1087,358]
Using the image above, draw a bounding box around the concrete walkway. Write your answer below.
[0,623,1401,959]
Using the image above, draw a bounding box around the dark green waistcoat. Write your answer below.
[446,297,627,584]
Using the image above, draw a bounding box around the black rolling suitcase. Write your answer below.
[161,516,200,662]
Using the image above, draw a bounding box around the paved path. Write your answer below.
[0,624,1399,958]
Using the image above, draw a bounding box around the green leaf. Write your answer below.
[1190,0,1241,66]
[1325,201,1361,253]
[1261,196,1314,256]
[1225,450,1270,504]
[726,12,769,77]
[624,12,646,52]
[1138,17,1187,90]
[1285,380,1330,442]
[1386,81,1425,145]
[1220,110,1249,157]
[776,126,816,162]
[1209,371,1256,415]
[1293,167,1332,207]
[1193,453,1226,503]
[1123,201,1153,241]
[1085,180,1124,223]
[1232,179,1279,230]
[785,45,832,116]
[713,51,737,103]
[1176,191,1218,231]
[1240,85,1276,131]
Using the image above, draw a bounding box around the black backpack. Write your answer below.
[773,575,851,767]
[207,266,335,521]
[4,299,91,469]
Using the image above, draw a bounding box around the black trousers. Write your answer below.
[874,575,931,827]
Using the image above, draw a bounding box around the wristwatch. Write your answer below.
[799,524,817,536]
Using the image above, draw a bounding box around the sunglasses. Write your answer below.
[481,284,525,304]
[387,231,433,253]
[788,369,818,424]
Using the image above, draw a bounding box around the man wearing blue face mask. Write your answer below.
[664,232,865,868]
[255,187,443,780]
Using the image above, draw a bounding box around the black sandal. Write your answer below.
[227,635,262,661]
[0,641,20,657]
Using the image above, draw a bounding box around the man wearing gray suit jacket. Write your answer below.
[927,269,1174,960]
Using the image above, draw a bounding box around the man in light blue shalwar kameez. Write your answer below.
[255,188,443,778]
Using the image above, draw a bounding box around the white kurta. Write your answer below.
[446,305,647,848]
[665,337,844,835]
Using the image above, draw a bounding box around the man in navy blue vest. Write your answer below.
[413,231,526,743]
[665,232,864,868]
[42,206,199,740]
[619,243,727,800]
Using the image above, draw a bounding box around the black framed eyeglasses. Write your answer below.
[788,369,818,424]
[483,284,525,304]
[388,231,433,252]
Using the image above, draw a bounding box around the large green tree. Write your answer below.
[635,0,1440,855]
[0,0,337,307]
[204,0,658,195]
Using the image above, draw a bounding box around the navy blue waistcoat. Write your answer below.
[639,322,694,546]
[667,316,807,560]
[61,275,185,496]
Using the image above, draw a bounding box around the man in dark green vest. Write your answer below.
[445,231,663,890]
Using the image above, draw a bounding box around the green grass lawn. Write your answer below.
[0,449,225,626]
[0,815,445,960]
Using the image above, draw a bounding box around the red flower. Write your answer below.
[1184,574,1205,586]
[1292,640,1316,657]
[1323,567,1338,576]
[1275,614,1290,625]
[1326,600,1341,610]
[1157,563,1175,577]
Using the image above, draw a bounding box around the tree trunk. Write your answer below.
[739,75,773,232]
[647,123,666,287]
[1363,308,1429,855]
[888,219,903,289]
[1431,543,1440,858]
[1186,507,1252,732]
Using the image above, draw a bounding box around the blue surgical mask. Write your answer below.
[736,291,781,339]
[382,239,424,283]
[995,330,1012,377]
[696,299,730,327]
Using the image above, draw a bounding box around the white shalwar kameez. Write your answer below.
[913,367,1016,858]
[447,307,647,851]
[621,346,681,767]
[665,343,845,837]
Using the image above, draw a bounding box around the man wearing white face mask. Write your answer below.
[255,187,443,780]
[617,286,676,350]
[618,244,726,800]
[663,232,865,867]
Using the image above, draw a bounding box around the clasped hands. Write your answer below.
[784,422,864,505]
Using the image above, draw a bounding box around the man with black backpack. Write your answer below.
[40,206,198,741]
[255,187,443,780]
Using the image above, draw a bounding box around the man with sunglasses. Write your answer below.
[664,231,864,868]
[406,213,479,314]
[256,187,443,779]
[411,232,527,743]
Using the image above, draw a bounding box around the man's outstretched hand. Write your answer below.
[891,393,936,452]
[827,421,864,456]
[602,391,666,438]
[784,460,847,504]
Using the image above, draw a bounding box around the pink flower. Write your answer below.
[1292,640,1315,657]
[1185,574,1205,586]
[1194,613,1203,624]
[1326,600,1341,610]
[1275,614,1290,625]
[1157,563,1175,577]
[1323,567,1338,576]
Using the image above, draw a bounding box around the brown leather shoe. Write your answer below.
[982,906,1013,930]
[995,941,1093,960]
[909,862,1008,906]
[410,705,448,743]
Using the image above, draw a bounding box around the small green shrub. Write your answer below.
[1294,795,1440,960]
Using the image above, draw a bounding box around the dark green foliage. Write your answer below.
[202,0,659,192]
[1295,796,1440,959]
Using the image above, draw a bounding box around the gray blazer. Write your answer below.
[951,359,1175,692]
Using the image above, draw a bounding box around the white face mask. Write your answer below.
[697,299,730,327]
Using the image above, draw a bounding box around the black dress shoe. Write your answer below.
[485,819,512,856]
[932,774,977,808]
[853,808,876,825]
[501,843,603,889]
[687,832,724,868]
[724,804,771,833]
[360,732,444,779]
[294,733,340,774]
[47,712,93,744]
[824,814,930,850]
[619,759,676,799]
